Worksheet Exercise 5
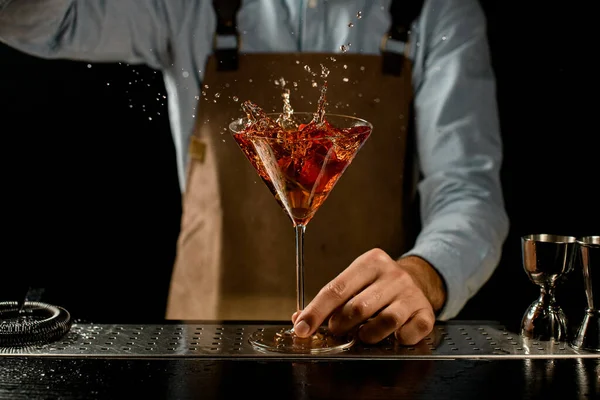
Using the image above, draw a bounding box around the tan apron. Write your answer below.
[165,50,417,321]
[166,0,423,320]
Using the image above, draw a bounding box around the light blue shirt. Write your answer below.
[0,0,510,319]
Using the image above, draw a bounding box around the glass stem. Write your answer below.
[295,224,306,312]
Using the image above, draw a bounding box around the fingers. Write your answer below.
[356,290,433,345]
[293,250,385,337]
[293,247,437,346]
[394,308,435,345]
[328,279,398,335]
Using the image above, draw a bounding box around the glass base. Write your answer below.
[248,325,355,354]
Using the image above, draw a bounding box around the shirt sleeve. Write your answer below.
[403,0,509,320]
[0,0,188,69]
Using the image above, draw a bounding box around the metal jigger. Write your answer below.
[570,236,600,352]
[520,234,577,341]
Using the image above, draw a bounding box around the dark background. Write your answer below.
[0,2,596,327]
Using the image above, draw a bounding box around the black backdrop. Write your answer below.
[0,2,596,326]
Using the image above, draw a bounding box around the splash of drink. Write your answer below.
[275,77,296,131]
[235,73,370,225]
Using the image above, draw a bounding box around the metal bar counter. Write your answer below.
[1,321,598,399]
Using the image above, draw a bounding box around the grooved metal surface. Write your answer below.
[1,322,598,359]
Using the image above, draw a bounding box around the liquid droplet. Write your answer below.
[320,64,330,79]
[442,35,447,41]
[340,45,347,53]
[215,92,221,98]
[348,22,354,28]
[356,11,362,19]
[233,96,239,102]
[275,78,295,129]
[304,65,312,73]
[204,84,209,89]
[312,81,318,87]
[343,64,348,69]
[342,77,349,82]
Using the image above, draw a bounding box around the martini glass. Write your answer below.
[230,112,372,353]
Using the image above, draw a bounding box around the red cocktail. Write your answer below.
[230,101,372,353]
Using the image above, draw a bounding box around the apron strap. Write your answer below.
[382,0,425,75]
[383,0,425,245]
[212,0,242,71]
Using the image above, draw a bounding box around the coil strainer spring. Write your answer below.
[0,301,71,347]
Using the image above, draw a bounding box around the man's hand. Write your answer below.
[291,249,447,345]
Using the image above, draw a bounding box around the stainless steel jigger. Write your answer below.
[521,234,577,341]
[570,236,600,352]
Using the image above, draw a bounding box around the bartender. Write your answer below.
[0,0,508,346]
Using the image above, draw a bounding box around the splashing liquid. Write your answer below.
[312,83,328,125]
[276,78,295,130]
[235,72,370,225]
